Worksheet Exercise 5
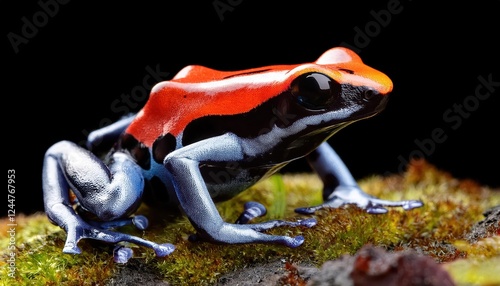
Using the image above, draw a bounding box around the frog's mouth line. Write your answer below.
[302,121,352,138]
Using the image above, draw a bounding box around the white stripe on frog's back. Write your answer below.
[154,70,290,96]
[240,106,362,157]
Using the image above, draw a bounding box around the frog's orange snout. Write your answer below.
[351,65,393,96]
[315,47,393,96]
[372,70,393,96]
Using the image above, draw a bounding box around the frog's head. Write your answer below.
[278,47,392,138]
[289,47,391,117]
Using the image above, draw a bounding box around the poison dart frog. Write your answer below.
[42,47,423,263]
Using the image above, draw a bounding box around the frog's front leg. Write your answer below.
[42,141,174,260]
[165,134,314,248]
[296,142,423,215]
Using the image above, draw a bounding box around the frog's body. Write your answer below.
[43,47,423,263]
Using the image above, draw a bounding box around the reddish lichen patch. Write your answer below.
[277,261,307,286]
[309,244,456,286]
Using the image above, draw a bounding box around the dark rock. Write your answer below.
[308,245,455,286]
[107,259,169,286]
[216,260,319,286]
[465,205,500,243]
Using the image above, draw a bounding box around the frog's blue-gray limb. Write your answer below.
[42,140,175,258]
[296,142,424,215]
[166,134,314,248]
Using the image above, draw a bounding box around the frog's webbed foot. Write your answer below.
[57,210,175,263]
[189,201,317,248]
[295,185,424,215]
[85,215,171,263]
[52,204,175,259]
[302,143,423,215]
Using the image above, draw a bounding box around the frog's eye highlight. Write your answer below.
[291,73,341,110]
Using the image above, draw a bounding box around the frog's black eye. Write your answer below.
[291,73,341,110]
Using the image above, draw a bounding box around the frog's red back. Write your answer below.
[126,47,392,147]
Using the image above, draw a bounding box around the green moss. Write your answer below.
[1,159,499,285]
[0,214,114,285]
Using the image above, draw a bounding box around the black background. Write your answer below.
[4,1,499,216]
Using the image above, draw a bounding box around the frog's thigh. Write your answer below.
[43,141,144,222]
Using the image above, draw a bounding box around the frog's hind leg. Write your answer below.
[42,141,174,260]
[296,142,423,215]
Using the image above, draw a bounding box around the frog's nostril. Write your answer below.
[363,89,377,101]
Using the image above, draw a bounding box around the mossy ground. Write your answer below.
[1,159,498,285]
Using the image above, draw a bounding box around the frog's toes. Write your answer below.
[285,235,305,248]
[154,243,176,257]
[402,200,424,210]
[365,199,424,214]
[132,215,149,230]
[112,241,174,262]
[63,241,82,255]
[235,201,267,224]
[295,207,316,215]
[298,218,317,228]
[363,198,424,213]
[114,245,134,263]
[113,241,174,262]
[365,205,389,214]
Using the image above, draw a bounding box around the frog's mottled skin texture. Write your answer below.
[42,47,423,262]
